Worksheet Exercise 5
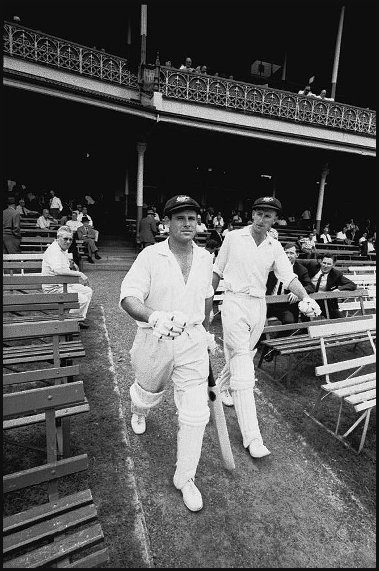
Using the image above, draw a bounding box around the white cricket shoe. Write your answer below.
[221,389,234,407]
[248,439,271,458]
[131,413,146,435]
[180,479,203,512]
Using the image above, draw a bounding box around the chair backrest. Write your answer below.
[315,354,376,378]
[308,316,375,339]
[3,365,80,387]
[3,275,79,289]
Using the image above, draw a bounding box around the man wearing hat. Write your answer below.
[120,194,216,512]
[3,196,21,253]
[138,207,158,249]
[212,196,321,458]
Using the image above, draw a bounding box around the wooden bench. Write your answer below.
[3,275,80,294]
[348,266,376,275]
[304,318,376,454]
[3,381,109,568]
[3,365,89,458]
[3,320,85,371]
[344,273,376,288]
[20,237,54,252]
[21,227,58,237]
[257,290,372,384]
[3,292,80,323]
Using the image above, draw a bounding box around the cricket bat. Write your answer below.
[208,359,236,471]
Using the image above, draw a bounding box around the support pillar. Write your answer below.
[331,5,345,101]
[315,163,329,234]
[136,142,147,242]
[124,168,129,217]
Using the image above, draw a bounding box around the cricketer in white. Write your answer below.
[212,197,321,459]
[119,195,215,512]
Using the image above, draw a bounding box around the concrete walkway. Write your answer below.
[81,267,375,568]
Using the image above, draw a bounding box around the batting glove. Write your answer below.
[298,297,322,318]
[148,311,187,340]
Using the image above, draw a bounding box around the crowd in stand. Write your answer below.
[3,185,102,264]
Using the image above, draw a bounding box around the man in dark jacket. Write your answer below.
[266,242,315,324]
[307,254,357,318]
[139,208,158,248]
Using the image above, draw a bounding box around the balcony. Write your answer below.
[3,21,376,139]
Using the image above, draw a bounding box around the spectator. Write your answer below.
[346,219,359,244]
[25,190,40,212]
[200,65,208,75]
[222,222,234,238]
[164,60,172,67]
[319,225,332,244]
[298,231,317,259]
[298,85,313,96]
[3,196,21,253]
[139,208,158,248]
[77,206,93,226]
[151,206,160,223]
[180,57,194,72]
[307,254,357,318]
[208,225,223,251]
[266,242,315,325]
[158,216,170,234]
[58,199,73,225]
[16,197,39,217]
[335,226,349,244]
[205,238,219,260]
[367,237,375,254]
[316,89,334,101]
[276,215,287,226]
[231,211,242,224]
[84,194,96,206]
[73,203,83,216]
[300,207,312,229]
[268,227,279,240]
[213,212,224,229]
[66,211,82,233]
[41,225,93,328]
[77,217,101,263]
[36,208,57,229]
[205,208,214,228]
[49,190,63,220]
[196,215,208,233]
[358,232,369,256]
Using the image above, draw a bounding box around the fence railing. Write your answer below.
[3,22,139,89]
[158,67,376,136]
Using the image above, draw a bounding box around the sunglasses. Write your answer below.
[61,237,73,242]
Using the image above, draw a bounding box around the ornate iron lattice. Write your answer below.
[159,68,376,136]
[3,22,139,89]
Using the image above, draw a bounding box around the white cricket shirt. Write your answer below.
[213,226,297,298]
[120,239,214,327]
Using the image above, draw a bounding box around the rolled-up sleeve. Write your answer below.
[213,233,230,278]
[119,252,151,306]
[273,246,298,289]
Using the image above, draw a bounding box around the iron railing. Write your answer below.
[3,22,139,89]
[158,67,376,136]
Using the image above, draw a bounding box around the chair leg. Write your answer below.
[358,410,372,454]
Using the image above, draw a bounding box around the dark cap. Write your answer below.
[81,216,89,222]
[163,194,201,216]
[147,209,155,215]
[252,196,282,212]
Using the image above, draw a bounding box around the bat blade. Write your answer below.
[208,362,235,471]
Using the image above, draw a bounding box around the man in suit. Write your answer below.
[139,208,158,249]
[266,242,316,324]
[3,196,21,253]
[77,216,101,263]
[307,254,357,318]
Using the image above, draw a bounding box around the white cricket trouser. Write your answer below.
[43,283,93,320]
[129,325,210,490]
[220,292,267,448]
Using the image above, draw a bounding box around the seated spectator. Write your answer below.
[36,208,57,229]
[268,227,279,240]
[77,217,101,264]
[298,231,317,258]
[367,237,375,254]
[49,190,63,220]
[66,211,83,233]
[298,85,313,96]
[77,206,93,226]
[84,194,96,206]
[196,215,208,233]
[179,57,194,72]
[346,220,359,244]
[16,198,39,217]
[41,225,93,328]
[276,215,288,226]
[359,232,369,256]
[307,254,357,319]
[25,191,40,212]
[222,222,234,238]
[3,196,21,254]
[266,243,315,325]
[232,211,242,224]
[316,89,334,101]
[72,203,83,216]
[319,225,332,243]
[213,212,224,229]
[164,60,172,67]
[209,226,223,250]
[300,207,312,229]
[335,226,349,244]
[205,238,220,261]
[158,216,170,234]
[205,208,214,228]
[59,199,73,225]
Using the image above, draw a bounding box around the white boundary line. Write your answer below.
[99,305,153,568]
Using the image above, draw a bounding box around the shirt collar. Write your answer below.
[241,225,275,245]
[157,237,206,258]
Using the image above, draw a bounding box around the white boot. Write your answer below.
[131,413,146,435]
[248,439,271,458]
[221,389,234,407]
[179,479,203,512]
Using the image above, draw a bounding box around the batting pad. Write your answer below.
[130,381,165,416]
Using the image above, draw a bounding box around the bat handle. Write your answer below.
[208,358,216,388]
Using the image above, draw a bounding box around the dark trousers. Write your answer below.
[3,233,21,254]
